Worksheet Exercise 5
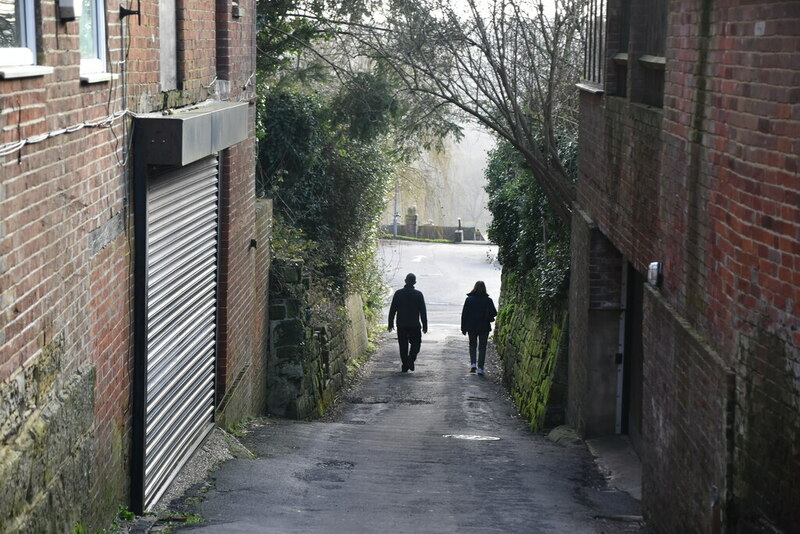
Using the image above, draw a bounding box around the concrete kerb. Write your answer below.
[548,426,643,502]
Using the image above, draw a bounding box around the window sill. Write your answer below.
[0,65,55,79]
[576,82,604,95]
[81,72,119,84]
[639,55,666,70]
[613,53,629,65]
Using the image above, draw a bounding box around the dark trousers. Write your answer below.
[396,326,422,369]
[468,331,489,369]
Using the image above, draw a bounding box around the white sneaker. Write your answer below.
[477,368,484,375]
[470,364,477,373]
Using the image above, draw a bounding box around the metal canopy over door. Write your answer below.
[136,155,220,510]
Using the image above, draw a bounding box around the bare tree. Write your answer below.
[340,0,585,221]
[259,0,585,220]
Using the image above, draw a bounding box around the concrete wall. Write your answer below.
[0,0,261,529]
[495,270,568,431]
[575,1,799,531]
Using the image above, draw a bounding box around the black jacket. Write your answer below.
[461,294,497,334]
[388,285,427,330]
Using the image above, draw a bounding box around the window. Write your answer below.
[80,0,109,81]
[631,0,666,107]
[611,0,630,97]
[0,0,36,67]
[582,0,607,88]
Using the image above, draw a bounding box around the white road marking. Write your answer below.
[443,434,501,441]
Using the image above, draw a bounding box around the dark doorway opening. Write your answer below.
[621,264,644,456]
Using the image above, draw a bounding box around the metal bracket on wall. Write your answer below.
[120,0,141,24]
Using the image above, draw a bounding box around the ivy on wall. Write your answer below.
[484,140,572,317]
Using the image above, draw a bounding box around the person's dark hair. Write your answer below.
[469,281,488,296]
[405,273,416,284]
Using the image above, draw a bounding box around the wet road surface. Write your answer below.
[176,242,642,533]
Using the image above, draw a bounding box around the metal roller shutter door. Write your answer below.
[143,155,219,510]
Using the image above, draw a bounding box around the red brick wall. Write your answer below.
[576,97,663,279]
[1,1,131,526]
[217,131,261,421]
[209,0,260,423]
[641,286,734,533]
[693,3,799,530]
[578,0,800,531]
[1,0,259,528]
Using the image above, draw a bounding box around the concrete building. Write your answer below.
[1,0,268,530]
[571,0,799,531]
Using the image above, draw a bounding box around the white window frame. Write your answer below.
[80,0,108,79]
[0,0,36,66]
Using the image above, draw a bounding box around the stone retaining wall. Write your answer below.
[268,260,368,419]
[0,338,103,533]
[495,272,568,431]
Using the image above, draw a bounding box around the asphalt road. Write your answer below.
[380,240,502,332]
[177,241,642,533]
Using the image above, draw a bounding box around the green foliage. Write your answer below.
[227,416,255,438]
[259,87,393,322]
[117,506,136,521]
[256,0,327,79]
[185,514,204,524]
[332,71,402,142]
[485,141,570,316]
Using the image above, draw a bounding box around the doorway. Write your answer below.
[621,263,644,455]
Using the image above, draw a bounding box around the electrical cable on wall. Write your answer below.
[1,6,135,163]
[0,109,134,157]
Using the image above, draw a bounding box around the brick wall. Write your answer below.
[576,97,663,276]
[1,2,132,528]
[568,208,624,438]
[576,0,800,531]
[1,0,259,529]
[641,287,734,533]
[567,208,592,435]
[662,2,799,530]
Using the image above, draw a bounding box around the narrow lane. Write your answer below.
[379,240,501,332]
[179,241,641,533]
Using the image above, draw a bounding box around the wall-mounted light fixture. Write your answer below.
[647,262,663,288]
[58,0,82,21]
[232,0,243,18]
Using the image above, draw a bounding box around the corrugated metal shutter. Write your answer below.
[143,155,219,509]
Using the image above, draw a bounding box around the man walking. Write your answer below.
[387,273,428,372]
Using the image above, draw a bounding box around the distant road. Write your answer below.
[379,240,501,336]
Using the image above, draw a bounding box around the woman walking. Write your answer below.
[460,281,498,375]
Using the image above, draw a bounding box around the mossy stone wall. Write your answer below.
[495,273,569,432]
[268,260,369,419]
[0,337,107,533]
